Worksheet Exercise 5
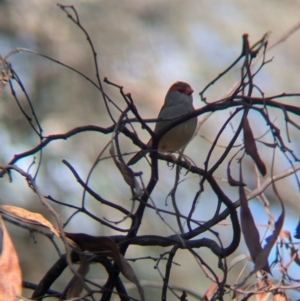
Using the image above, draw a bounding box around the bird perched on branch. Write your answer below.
[127,81,197,166]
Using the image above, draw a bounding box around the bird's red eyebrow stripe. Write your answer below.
[170,82,194,94]
[170,82,194,95]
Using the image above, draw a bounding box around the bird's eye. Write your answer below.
[177,87,186,93]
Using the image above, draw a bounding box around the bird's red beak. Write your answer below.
[186,86,194,95]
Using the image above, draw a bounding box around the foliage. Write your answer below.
[0,4,300,301]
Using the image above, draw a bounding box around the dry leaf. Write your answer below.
[0,215,22,301]
[254,211,284,273]
[119,254,145,301]
[64,254,89,299]
[202,275,224,301]
[0,67,12,92]
[256,278,271,301]
[0,205,60,237]
[279,230,291,241]
[201,282,218,301]
[256,292,271,301]
[239,168,270,273]
[109,143,142,196]
[66,233,120,259]
[243,117,266,176]
[239,165,285,282]
[273,292,289,301]
[65,233,145,301]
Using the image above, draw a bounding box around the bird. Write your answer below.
[127,81,197,166]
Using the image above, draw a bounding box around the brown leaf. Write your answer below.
[109,144,142,196]
[273,292,289,301]
[243,117,267,176]
[280,229,291,241]
[239,168,270,273]
[64,254,89,299]
[239,162,286,280]
[119,254,145,301]
[253,211,284,273]
[65,233,145,301]
[0,205,60,237]
[201,282,218,301]
[65,233,120,262]
[0,67,12,92]
[256,279,271,301]
[0,215,22,301]
[201,275,224,301]
[256,292,271,301]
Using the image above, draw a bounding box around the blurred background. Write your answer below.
[1,0,300,300]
